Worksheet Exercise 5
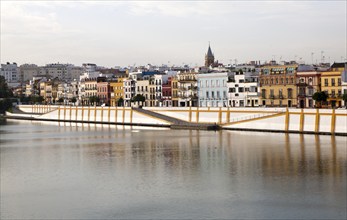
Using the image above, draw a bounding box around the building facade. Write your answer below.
[110,78,124,107]
[296,69,321,108]
[197,72,229,107]
[259,64,298,107]
[228,71,259,107]
[320,71,342,108]
[1,62,19,83]
[177,71,198,107]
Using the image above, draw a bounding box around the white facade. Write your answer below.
[177,71,198,107]
[228,72,259,107]
[123,78,136,107]
[1,62,19,83]
[154,74,168,106]
[197,72,230,107]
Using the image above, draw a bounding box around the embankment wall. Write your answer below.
[8,105,347,135]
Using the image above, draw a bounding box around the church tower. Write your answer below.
[205,43,215,67]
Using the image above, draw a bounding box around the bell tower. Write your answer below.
[205,42,215,67]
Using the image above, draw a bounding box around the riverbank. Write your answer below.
[5,105,347,135]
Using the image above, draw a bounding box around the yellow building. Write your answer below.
[320,72,342,108]
[171,76,179,107]
[259,64,298,107]
[39,81,54,104]
[110,78,124,106]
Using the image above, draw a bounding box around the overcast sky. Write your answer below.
[1,1,346,67]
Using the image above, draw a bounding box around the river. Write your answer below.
[1,120,346,219]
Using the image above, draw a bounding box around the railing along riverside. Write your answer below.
[229,109,286,123]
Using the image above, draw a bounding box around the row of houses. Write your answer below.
[24,62,347,108]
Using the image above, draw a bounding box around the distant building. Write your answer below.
[320,62,346,108]
[162,77,173,107]
[97,80,110,106]
[296,65,321,108]
[171,76,179,107]
[1,62,19,84]
[136,79,150,106]
[205,44,215,68]
[19,64,40,82]
[110,78,124,107]
[123,78,136,107]
[259,64,298,107]
[177,71,198,107]
[341,63,347,107]
[197,72,230,107]
[228,70,259,107]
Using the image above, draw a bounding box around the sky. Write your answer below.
[1,1,346,68]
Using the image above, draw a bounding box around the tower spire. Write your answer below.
[205,42,215,67]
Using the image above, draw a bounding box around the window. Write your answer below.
[239,87,244,93]
[331,78,335,86]
[206,91,209,98]
[308,87,314,96]
[325,79,328,86]
[217,91,220,99]
[270,89,274,98]
[279,89,283,98]
[288,88,293,99]
[261,89,266,99]
[338,78,341,86]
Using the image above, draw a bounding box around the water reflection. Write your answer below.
[1,120,346,219]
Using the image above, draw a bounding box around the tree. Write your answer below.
[116,97,124,107]
[0,76,13,113]
[342,93,347,108]
[0,76,13,98]
[31,95,44,104]
[70,97,77,106]
[312,91,328,108]
[58,97,64,105]
[131,94,146,106]
[89,96,100,106]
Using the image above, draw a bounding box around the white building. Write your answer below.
[197,72,230,107]
[154,74,168,106]
[177,71,198,107]
[1,62,19,83]
[228,71,259,107]
[123,78,136,107]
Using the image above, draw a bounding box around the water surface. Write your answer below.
[1,120,346,219]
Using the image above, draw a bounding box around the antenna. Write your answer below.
[321,51,324,63]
